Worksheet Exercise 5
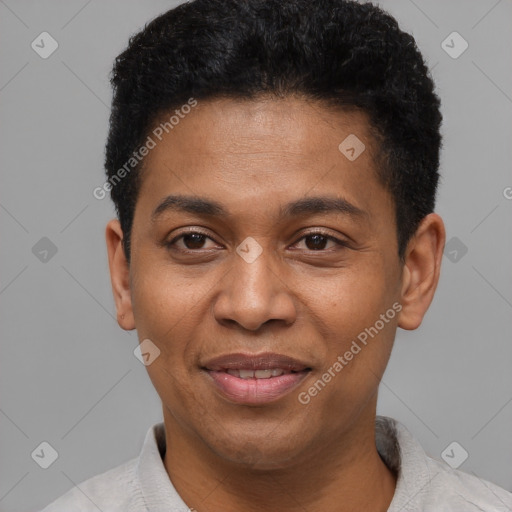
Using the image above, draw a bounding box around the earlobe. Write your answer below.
[105,219,136,330]
[397,213,446,331]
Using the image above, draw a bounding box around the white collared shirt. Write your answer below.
[41,416,512,511]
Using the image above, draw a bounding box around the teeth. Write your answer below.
[226,368,288,379]
[254,369,272,379]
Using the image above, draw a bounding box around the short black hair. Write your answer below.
[105,0,442,262]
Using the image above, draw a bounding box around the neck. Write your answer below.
[163,403,396,512]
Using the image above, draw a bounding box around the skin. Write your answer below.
[106,96,445,512]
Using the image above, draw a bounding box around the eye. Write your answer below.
[293,231,347,251]
[166,230,220,252]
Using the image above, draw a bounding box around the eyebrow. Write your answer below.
[282,196,366,219]
[151,194,367,222]
[152,195,225,220]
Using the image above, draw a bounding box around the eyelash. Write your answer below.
[166,229,348,254]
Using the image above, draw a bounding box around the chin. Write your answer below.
[205,426,311,470]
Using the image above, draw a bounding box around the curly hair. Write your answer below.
[105,0,442,261]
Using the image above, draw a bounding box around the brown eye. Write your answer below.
[166,230,219,252]
[294,231,345,251]
[182,233,207,249]
[304,234,329,250]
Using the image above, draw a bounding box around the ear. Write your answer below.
[105,219,135,330]
[397,213,446,330]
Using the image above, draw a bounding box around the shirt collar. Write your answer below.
[136,422,190,511]
[136,416,433,511]
[376,416,434,511]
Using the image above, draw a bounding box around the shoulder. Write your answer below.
[421,455,512,511]
[40,457,144,512]
[378,416,512,512]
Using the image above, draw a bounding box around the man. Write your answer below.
[42,0,512,510]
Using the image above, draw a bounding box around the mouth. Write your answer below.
[202,352,312,405]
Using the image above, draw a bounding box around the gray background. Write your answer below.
[0,1,511,511]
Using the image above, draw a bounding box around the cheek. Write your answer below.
[312,263,391,337]
[129,266,201,398]
[132,269,200,409]
[131,259,202,339]
[306,262,398,391]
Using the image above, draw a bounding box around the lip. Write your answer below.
[202,352,312,405]
[203,352,311,371]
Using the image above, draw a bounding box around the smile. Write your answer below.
[226,368,294,378]
[202,352,312,405]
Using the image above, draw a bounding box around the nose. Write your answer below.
[212,247,297,331]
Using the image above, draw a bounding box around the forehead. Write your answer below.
[135,96,392,224]
[146,96,374,160]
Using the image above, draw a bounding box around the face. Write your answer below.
[107,96,443,469]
